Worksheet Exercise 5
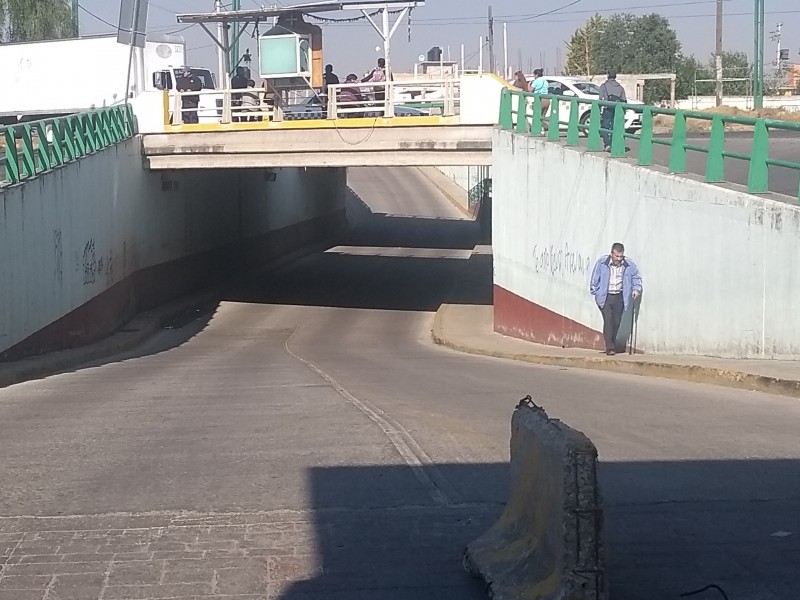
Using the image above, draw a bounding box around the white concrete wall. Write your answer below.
[434,166,489,193]
[493,129,800,359]
[0,139,345,357]
[460,74,511,125]
[677,96,800,112]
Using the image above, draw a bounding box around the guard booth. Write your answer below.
[258,12,323,118]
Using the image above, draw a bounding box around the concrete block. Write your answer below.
[464,396,606,600]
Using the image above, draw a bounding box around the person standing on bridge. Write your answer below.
[598,71,627,151]
[176,67,202,124]
[531,68,550,123]
[590,242,642,355]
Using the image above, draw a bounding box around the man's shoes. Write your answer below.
[603,145,611,152]
[606,349,616,356]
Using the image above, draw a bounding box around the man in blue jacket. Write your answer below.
[590,242,643,355]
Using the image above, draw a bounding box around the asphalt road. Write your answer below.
[639,130,800,198]
[1,167,799,600]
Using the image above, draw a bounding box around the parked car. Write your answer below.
[542,76,644,135]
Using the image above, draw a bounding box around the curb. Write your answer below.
[0,240,338,390]
[431,304,800,400]
[416,167,473,219]
[0,292,218,390]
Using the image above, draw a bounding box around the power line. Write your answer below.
[319,7,800,26]
[408,0,740,23]
[77,4,117,30]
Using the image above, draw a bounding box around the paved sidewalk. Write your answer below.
[433,249,800,399]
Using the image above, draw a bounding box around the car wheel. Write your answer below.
[578,111,591,137]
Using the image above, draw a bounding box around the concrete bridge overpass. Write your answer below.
[141,123,492,169]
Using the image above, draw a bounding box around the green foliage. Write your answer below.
[564,14,605,76]
[564,13,754,103]
[0,0,74,42]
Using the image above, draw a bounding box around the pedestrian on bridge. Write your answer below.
[598,71,627,151]
[590,243,642,355]
[176,67,202,124]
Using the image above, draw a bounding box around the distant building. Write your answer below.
[788,64,800,92]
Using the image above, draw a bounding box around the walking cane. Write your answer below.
[628,301,638,355]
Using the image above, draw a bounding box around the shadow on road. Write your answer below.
[270,459,800,600]
[226,188,492,311]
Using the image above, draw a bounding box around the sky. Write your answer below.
[78,0,800,77]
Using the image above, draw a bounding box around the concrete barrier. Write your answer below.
[464,397,606,600]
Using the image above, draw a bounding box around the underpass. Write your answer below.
[1,167,799,600]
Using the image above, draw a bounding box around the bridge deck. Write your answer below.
[142,120,493,169]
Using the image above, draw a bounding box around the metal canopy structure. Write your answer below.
[177,1,425,94]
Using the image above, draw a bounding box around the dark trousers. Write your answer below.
[600,293,624,351]
[601,106,614,147]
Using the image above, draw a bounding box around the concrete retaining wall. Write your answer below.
[492,128,800,358]
[0,137,346,359]
[464,398,606,600]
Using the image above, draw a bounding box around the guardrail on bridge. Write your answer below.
[2,105,135,187]
[499,88,800,202]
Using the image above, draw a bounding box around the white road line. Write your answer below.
[284,329,461,506]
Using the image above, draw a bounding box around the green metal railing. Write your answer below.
[498,88,800,202]
[1,105,135,187]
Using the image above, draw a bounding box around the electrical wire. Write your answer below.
[77,4,117,30]
[409,0,740,23]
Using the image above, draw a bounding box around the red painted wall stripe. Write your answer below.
[493,285,606,351]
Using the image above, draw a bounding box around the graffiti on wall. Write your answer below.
[532,243,593,280]
[53,229,63,285]
[83,239,97,285]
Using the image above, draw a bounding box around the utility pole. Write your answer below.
[771,22,783,65]
[72,0,79,37]
[715,0,723,106]
[503,22,508,79]
[488,6,496,74]
[230,0,241,70]
[753,0,765,108]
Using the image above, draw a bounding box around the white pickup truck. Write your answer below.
[0,33,218,126]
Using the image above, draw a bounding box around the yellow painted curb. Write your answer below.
[431,304,800,399]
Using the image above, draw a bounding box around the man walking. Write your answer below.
[590,242,642,355]
[598,71,627,151]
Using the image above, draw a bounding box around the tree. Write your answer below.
[564,14,605,76]
[563,13,681,102]
[0,0,74,43]
[713,50,751,96]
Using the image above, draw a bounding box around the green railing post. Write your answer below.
[65,117,78,160]
[610,104,626,157]
[4,127,20,184]
[668,111,687,173]
[747,120,769,193]
[84,114,96,153]
[36,122,52,173]
[705,115,725,183]
[94,111,105,147]
[113,109,124,141]
[499,88,513,130]
[638,106,654,166]
[51,119,64,167]
[516,92,529,134]
[587,101,602,152]
[566,97,579,146]
[101,110,112,145]
[126,104,135,135]
[547,97,560,141]
[20,124,35,178]
[531,95,543,136]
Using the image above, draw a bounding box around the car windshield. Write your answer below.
[572,82,601,95]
